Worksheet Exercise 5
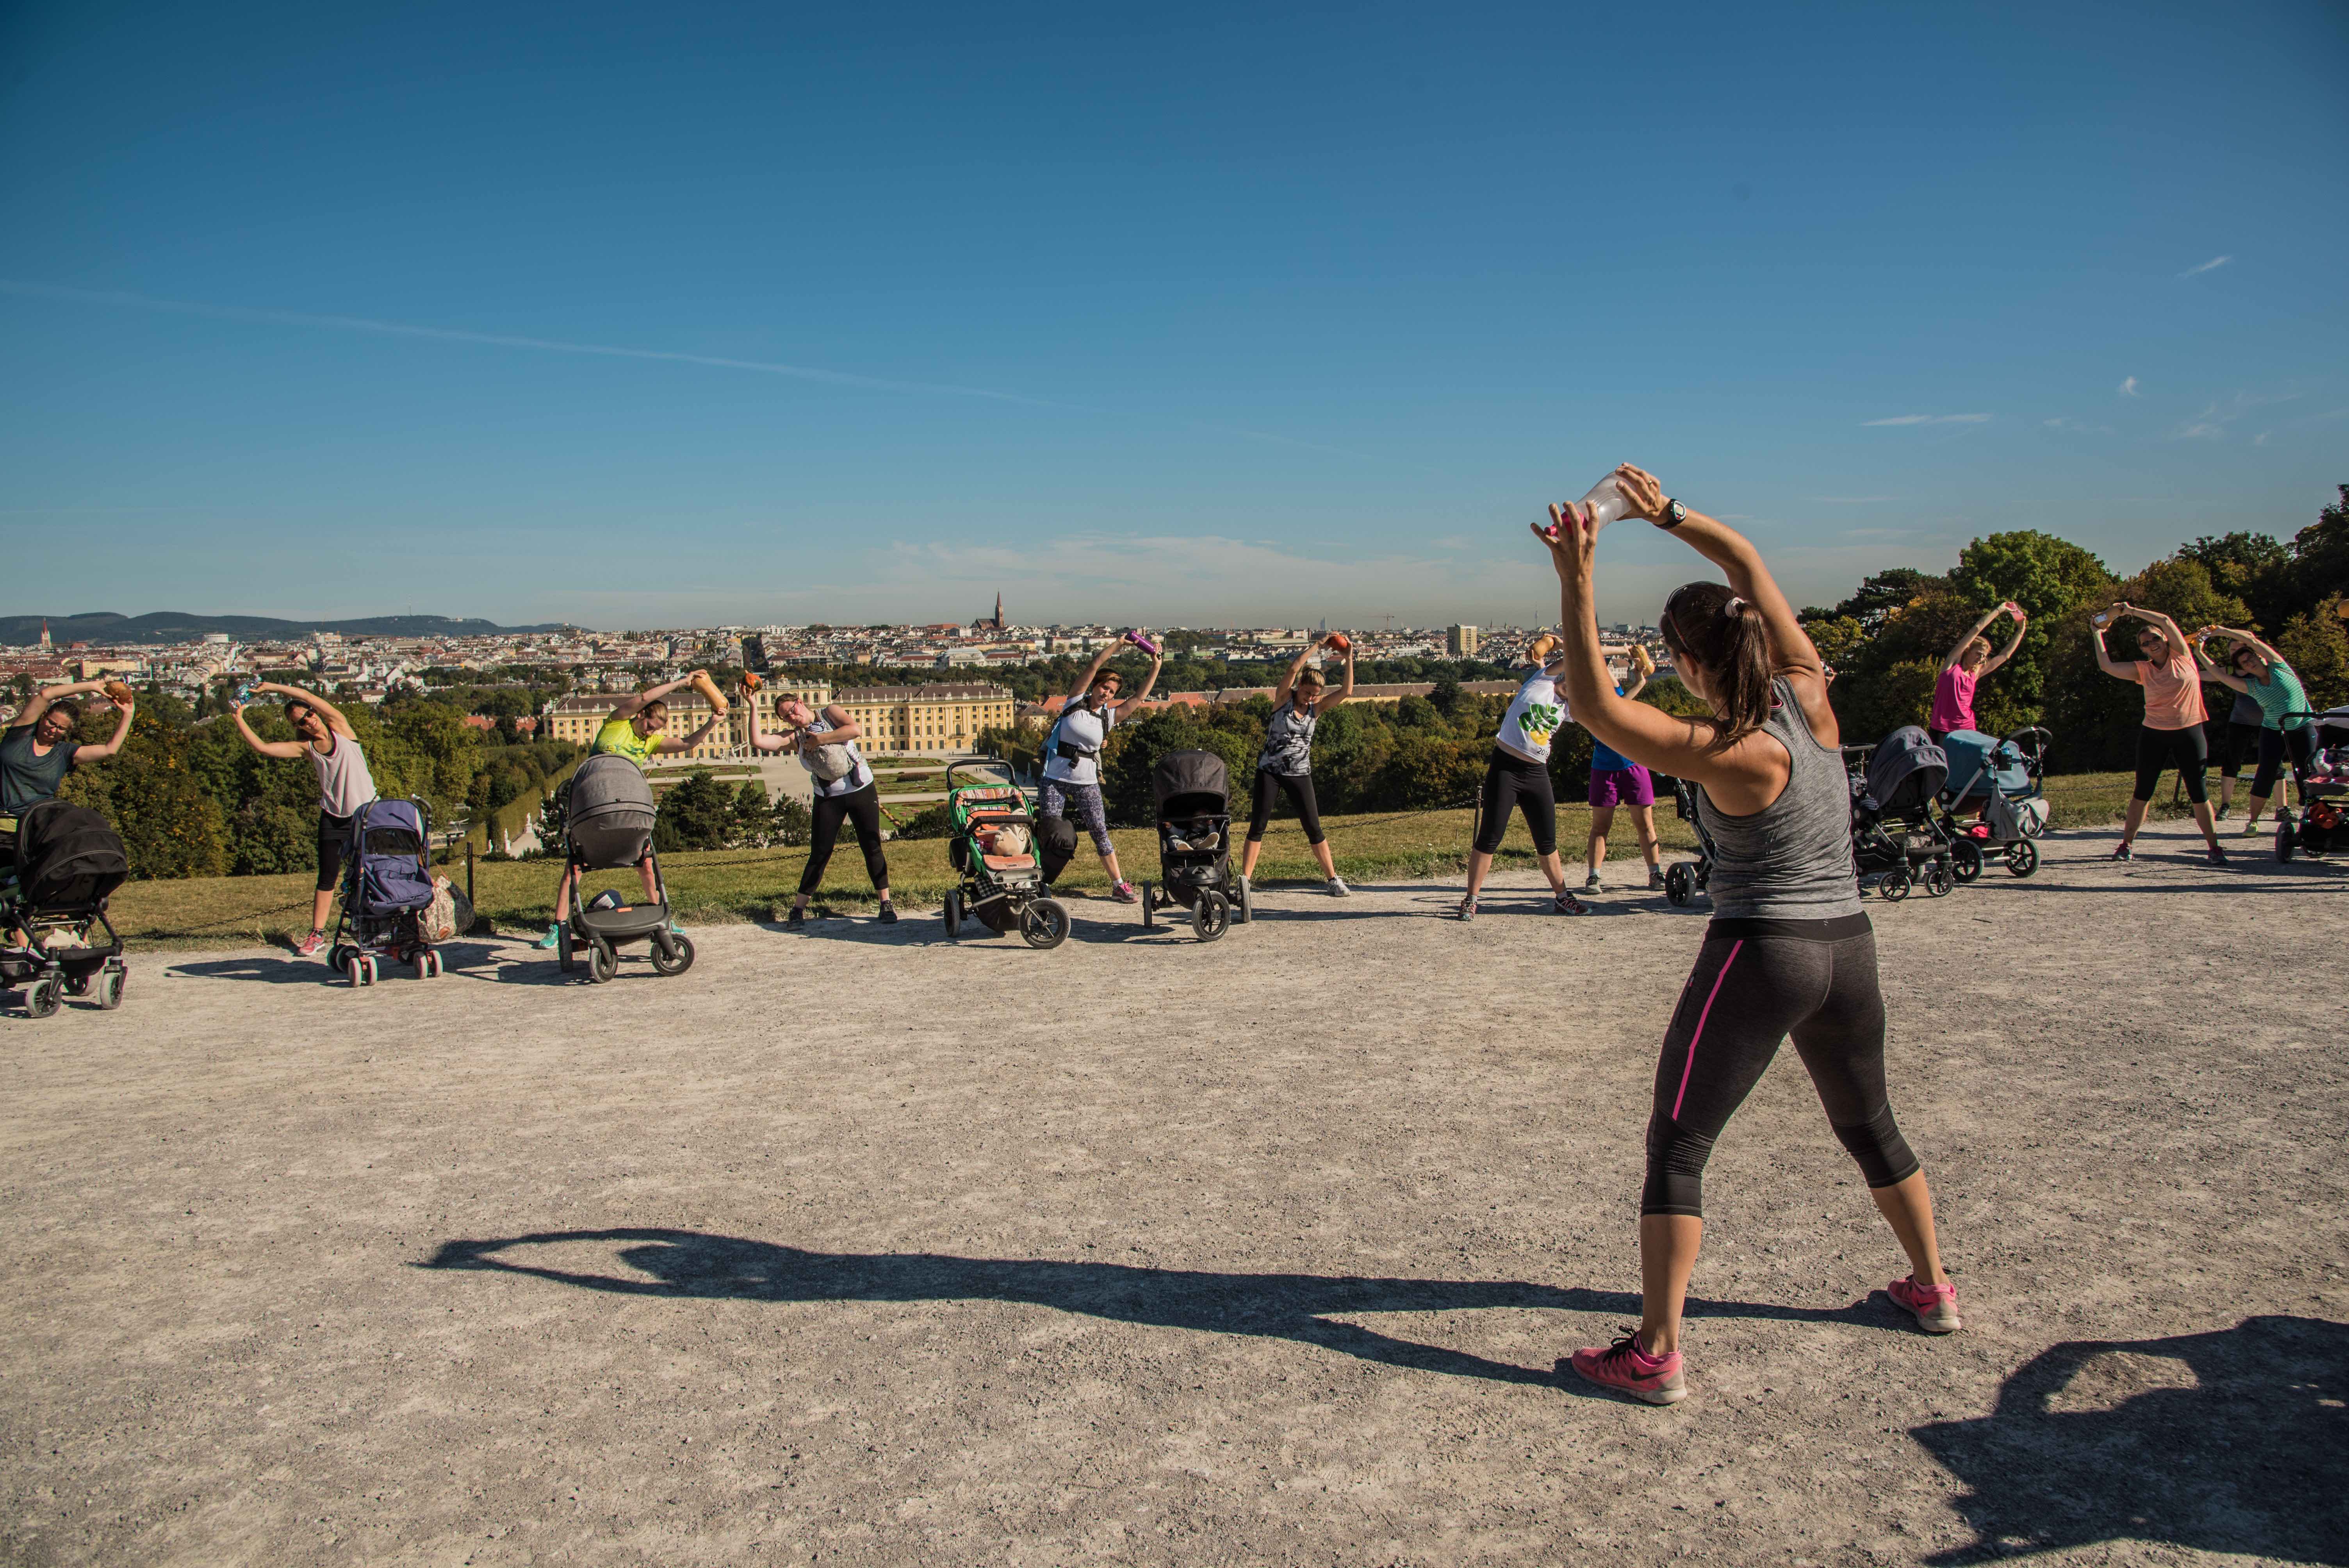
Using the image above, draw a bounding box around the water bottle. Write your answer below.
[1543,472,1636,538]
[1123,630,1161,657]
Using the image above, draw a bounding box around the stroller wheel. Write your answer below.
[361,954,379,986]
[2005,838,2039,877]
[1925,859,1954,897]
[1880,868,1912,902]
[94,962,125,1011]
[2274,816,2296,863]
[1020,898,1070,950]
[587,936,618,983]
[1949,838,1983,883]
[1194,890,1230,942]
[24,976,62,1019]
[651,932,695,976]
[1234,878,1252,925]
[414,951,432,980]
[1141,881,1155,930]
[1664,862,1694,906]
[344,953,365,988]
[942,891,963,939]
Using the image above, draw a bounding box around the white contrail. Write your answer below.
[0,278,1080,410]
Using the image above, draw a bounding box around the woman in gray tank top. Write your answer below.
[1531,464,1960,1408]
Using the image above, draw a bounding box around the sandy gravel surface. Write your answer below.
[4,816,2345,1566]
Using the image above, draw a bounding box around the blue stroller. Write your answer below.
[1847,727,1958,901]
[327,798,442,986]
[1935,727,2051,881]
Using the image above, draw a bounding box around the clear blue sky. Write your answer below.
[2,0,2343,631]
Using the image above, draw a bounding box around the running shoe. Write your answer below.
[1455,895,1477,922]
[1648,868,1666,891]
[786,907,807,928]
[533,922,563,950]
[2242,820,2263,837]
[877,902,898,924]
[294,930,328,958]
[2109,842,2133,862]
[1887,1275,1962,1333]
[1110,881,1140,904]
[2207,844,2228,866]
[1567,1330,1686,1404]
[1555,891,1588,916]
[1583,871,1602,891]
[2214,803,2232,820]
[1326,876,1351,897]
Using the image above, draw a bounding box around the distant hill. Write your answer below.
[0,612,578,647]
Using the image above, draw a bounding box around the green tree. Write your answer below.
[655,768,734,851]
[2274,595,2349,711]
[729,779,772,847]
[69,709,230,878]
[769,795,812,846]
[1947,529,2115,719]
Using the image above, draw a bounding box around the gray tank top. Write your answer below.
[1697,677,1862,920]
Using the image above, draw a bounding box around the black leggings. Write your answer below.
[1473,747,1556,856]
[316,810,355,893]
[2219,720,2263,780]
[1247,769,1324,846]
[1643,915,1919,1218]
[2133,725,2208,804]
[800,783,890,896]
[2252,727,2313,800]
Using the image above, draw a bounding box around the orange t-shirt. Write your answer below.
[2134,653,2207,731]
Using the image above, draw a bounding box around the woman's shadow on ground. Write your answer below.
[416,1226,1882,1389]
[1913,1313,2349,1565]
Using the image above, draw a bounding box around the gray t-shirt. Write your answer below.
[1042,702,1112,787]
[0,725,77,816]
[1697,678,1864,921]
[1258,700,1319,777]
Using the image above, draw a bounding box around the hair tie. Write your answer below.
[1724,595,1747,615]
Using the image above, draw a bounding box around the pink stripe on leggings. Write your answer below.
[1670,939,1744,1122]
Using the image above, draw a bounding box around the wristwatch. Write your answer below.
[1655,498,1688,529]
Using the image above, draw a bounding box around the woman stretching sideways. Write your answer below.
[746,694,895,928]
[1536,465,1958,1406]
[2089,604,2225,864]
[1456,633,1583,919]
[1239,635,1356,896]
[1039,637,1162,902]
[230,683,376,958]
[1928,602,2026,745]
[2196,626,2313,838]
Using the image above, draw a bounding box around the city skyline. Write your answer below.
[4,2,2344,627]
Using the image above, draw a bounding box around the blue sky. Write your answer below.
[2,0,2344,631]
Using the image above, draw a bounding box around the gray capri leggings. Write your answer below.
[1643,914,1920,1218]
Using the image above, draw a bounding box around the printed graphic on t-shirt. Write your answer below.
[1514,701,1563,751]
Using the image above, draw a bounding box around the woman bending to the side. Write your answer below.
[1536,465,1959,1407]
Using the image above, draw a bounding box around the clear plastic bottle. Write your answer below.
[1544,472,1635,538]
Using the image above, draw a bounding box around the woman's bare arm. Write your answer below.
[254,682,355,738]
[230,702,310,760]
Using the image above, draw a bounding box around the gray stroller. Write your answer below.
[556,754,693,983]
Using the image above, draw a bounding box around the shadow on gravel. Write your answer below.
[419,1227,1891,1388]
[1914,1315,2349,1565]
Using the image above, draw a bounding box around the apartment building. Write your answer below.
[545,680,837,762]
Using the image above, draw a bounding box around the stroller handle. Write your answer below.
[945,756,1020,792]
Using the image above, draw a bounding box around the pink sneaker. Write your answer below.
[294,930,328,958]
[1567,1329,1686,1404]
[1888,1275,1962,1333]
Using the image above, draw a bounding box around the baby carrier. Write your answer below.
[328,797,443,986]
[557,753,693,982]
[2,799,129,1017]
[1141,749,1249,941]
[1848,727,1957,901]
[1935,726,2050,880]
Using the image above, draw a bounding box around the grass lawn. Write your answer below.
[101,771,2202,946]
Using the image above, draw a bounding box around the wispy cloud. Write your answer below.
[0,276,1080,410]
[2119,376,2140,397]
[1809,495,1898,503]
[2173,389,2303,441]
[1861,413,1991,427]
[2043,416,2114,434]
[2254,432,2273,447]
[2178,255,2231,279]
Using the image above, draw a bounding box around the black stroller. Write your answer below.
[1848,727,1957,901]
[1661,775,1715,907]
[1,800,128,1017]
[2274,706,2349,862]
[557,754,694,982]
[327,797,442,986]
[1139,749,1251,941]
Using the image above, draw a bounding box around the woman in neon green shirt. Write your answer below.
[536,674,721,950]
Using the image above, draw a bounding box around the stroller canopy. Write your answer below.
[1153,750,1230,814]
[567,754,658,868]
[349,798,435,915]
[11,800,127,908]
[1860,727,1947,817]
[1936,729,2028,804]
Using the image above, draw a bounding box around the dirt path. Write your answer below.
[4,817,2344,1566]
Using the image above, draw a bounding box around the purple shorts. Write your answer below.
[1588,765,1655,809]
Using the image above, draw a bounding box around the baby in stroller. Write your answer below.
[327,798,444,986]
[1141,749,1250,941]
[557,754,694,982]
[1847,726,1957,901]
[1934,727,2050,880]
[1,798,129,1017]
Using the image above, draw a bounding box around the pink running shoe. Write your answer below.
[1567,1329,1686,1404]
[1889,1275,1962,1333]
[294,930,328,958]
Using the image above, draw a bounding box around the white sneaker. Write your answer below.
[1326,877,1351,897]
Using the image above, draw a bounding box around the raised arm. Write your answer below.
[653,711,722,755]
[1271,643,1317,707]
[2188,631,2248,694]
[2124,604,2191,661]
[1531,510,1792,813]
[13,679,105,731]
[2204,624,2287,671]
[1946,606,2004,670]
[743,690,785,753]
[230,698,311,760]
[610,670,702,723]
[1322,639,1356,707]
[1067,646,1117,704]
[2089,615,2133,681]
[1619,644,1654,701]
[1980,604,2028,674]
[1113,649,1164,711]
[254,681,355,738]
[70,693,136,764]
[800,704,862,746]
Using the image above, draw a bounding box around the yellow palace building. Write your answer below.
[545,681,1015,761]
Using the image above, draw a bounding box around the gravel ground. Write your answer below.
[4,816,2345,1567]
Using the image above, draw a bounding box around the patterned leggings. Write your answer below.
[1039,779,1114,854]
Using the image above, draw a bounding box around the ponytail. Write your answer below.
[1661,581,1774,750]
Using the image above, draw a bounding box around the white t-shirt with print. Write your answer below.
[1495,670,1568,763]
